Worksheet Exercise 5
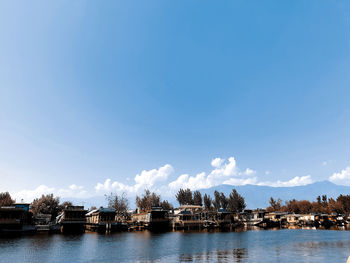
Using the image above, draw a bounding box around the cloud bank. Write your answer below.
[12,184,88,202]
[11,156,321,202]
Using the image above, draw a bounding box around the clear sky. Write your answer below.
[1,1,350,201]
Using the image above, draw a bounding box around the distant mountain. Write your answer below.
[199,181,350,209]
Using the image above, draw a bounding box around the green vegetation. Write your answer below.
[175,188,246,212]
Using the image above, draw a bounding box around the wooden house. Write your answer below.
[56,206,87,233]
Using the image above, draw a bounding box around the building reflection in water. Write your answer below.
[179,248,248,262]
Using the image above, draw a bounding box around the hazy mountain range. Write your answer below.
[199,181,350,209]
[66,181,350,210]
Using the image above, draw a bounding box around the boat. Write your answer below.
[0,204,36,235]
[56,206,87,233]
[86,207,128,232]
[132,207,170,231]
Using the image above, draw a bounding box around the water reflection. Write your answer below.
[1,229,350,262]
[178,248,248,263]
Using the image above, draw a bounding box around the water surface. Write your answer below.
[1,229,349,262]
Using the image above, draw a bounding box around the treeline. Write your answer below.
[3,190,350,220]
[0,192,72,220]
[176,188,246,212]
[267,194,350,214]
[135,190,173,212]
[0,188,247,219]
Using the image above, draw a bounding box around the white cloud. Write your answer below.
[169,172,211,190]
[211,158,224,168]
[223,177,258,185]
[243,168,256,176]
[329,167,350,185]
[11,157,317,202]
[12,184,88,203]
[95,179,134,193]
[134,164,173,189]
[258,175,313,187]
[13,185,55,202]
[95,164,174,194]
[168,157,254,190]
[168,157,312,190]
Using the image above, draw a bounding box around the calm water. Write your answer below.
[1,229,350,263]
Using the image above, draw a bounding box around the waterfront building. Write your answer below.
[239,209,266,226]
[34,213,52,232]
[86,207,127,232]
[56,205,87,233]
[172,205,203,230]
[0,203,35,234]
[214,208,236,229]
[285,214,301,226]
[132,206,170,231]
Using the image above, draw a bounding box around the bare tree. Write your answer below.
[106,192,129,215]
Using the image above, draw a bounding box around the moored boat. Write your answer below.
[86,207,128,232]
[0,203,35,235]
[56,206,87,233]
[132,207,170,231]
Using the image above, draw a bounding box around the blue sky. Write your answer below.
[1,1,350,201]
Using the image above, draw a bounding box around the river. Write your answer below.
[0,229,349,262]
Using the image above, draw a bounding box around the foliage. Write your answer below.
[193,191,202,206]
[213,191,221,210]
[0,192,15,207]
[136,190,160,212]
[31,194,60,220]
[203,194,212,211]
[267,197,283,212]
[176,188,193,205]
[60,201,73,209]
[160,200,173,211]
[220,192,229,210]
[205,189,246,212]
[227,189,246,212]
